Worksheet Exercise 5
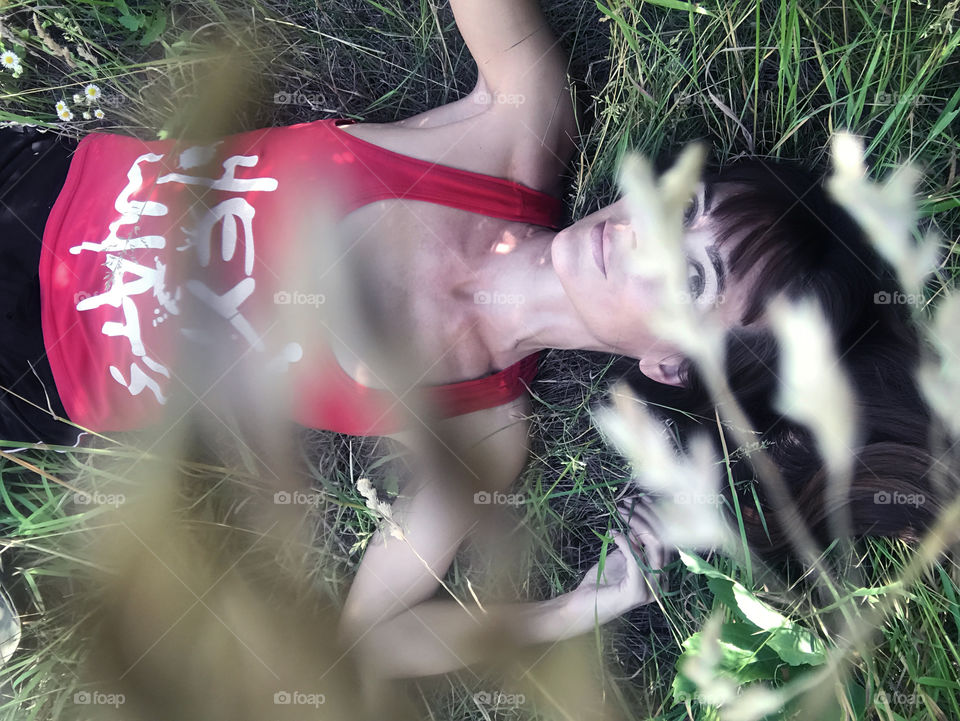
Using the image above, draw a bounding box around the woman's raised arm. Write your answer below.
[342,493,667,679]
[449,0,569,96]
[337,398,533,638]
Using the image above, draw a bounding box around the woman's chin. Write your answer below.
[550,227,581,282]
[548,229,568,276]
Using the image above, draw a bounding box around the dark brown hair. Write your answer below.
[618,158,952,565]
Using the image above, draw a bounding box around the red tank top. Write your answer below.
[39,117,563,436]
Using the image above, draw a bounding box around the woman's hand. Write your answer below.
[555,498,669,636]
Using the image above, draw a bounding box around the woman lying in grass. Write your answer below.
[0,0,942,679]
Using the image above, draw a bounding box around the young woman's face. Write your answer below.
[551,183,758,383]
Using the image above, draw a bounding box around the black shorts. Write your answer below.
[0,124,82,446]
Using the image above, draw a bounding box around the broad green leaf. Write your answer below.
[671,663,698,706]
[680,551,827,666]
[678,620,785,686]
[140,11,167,46]
[118,14,144,31]
[782,679,867,721]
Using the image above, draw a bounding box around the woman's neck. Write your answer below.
[461,225,608,369]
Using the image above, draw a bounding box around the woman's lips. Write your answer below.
[591,221,607,277]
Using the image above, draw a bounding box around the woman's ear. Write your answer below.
[637,357,683,386]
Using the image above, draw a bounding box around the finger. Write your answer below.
[610,532,639,585]
[631,517,669,572]
[620,512,668,582]
[625,509,659,545]
[626,516,671,594]
[616,531,663,600]
[616,505,637,530]
[627,493,654,516]
[616,507,655,544]
[629,527,664,574]
[616,499,662,538]
[614,504,655,544]
[627,536,666,598]
[626,500,664,536]
[612,532,658,604]
[620,507,660,551]
[614,503,669,573]
[601,545,627,582]
[592,535,626,585]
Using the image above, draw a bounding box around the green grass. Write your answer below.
[1,0,959,719]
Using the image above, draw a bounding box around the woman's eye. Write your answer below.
[683,195,699,226]
[687,258,705,298]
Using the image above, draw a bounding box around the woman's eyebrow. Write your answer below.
[706,244,725,294]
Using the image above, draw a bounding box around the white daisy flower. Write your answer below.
[58,108,73,122]
[1,51,19,71]
[83,84,101,103]
[94,108,104,120]
[82,111,91,120]
[73,93,83,104]
[55,100,68,114]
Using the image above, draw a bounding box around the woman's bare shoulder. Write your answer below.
[332,87,576,196]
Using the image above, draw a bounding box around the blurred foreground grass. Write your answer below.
[0,0,958,719]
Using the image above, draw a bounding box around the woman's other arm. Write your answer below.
[396,0,574,134]
[448,0,569,98]
[338,396,533,641]
[337,395,667,679]
[447,0,578,192]
[350,512,666,679]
